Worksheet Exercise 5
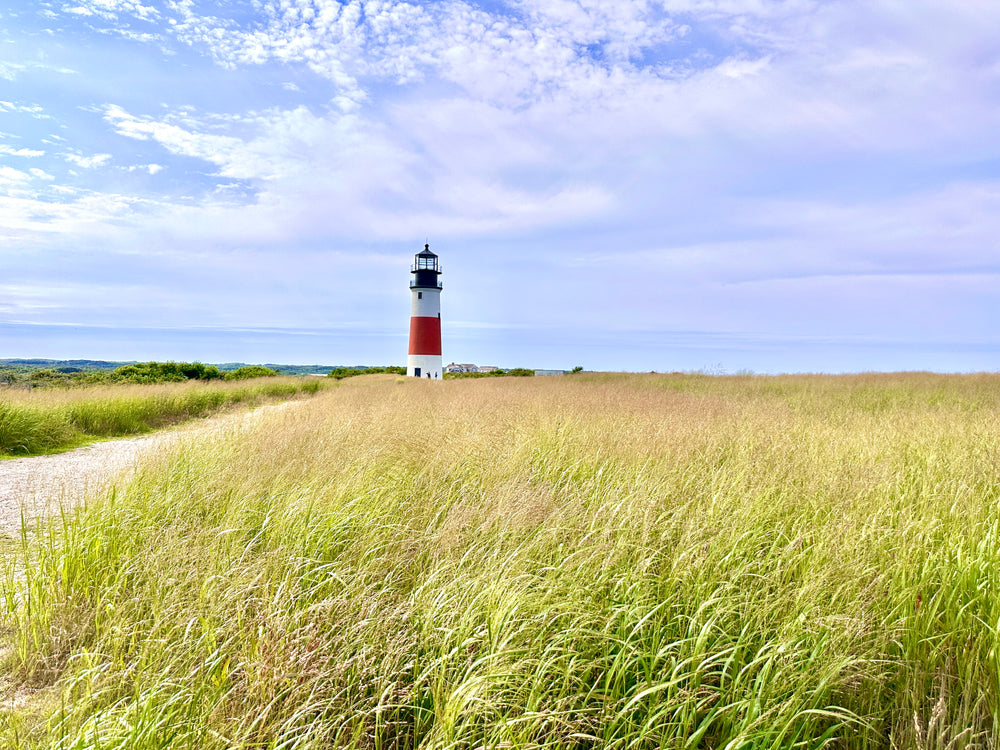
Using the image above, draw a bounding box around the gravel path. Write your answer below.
[0,434,170,537]
[0,401,302,537]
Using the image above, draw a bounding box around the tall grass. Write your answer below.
[1,373,998,748]
[0,377,326,456]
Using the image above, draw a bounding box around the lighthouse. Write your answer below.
[407,243,443,379]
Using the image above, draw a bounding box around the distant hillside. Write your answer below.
[0,360,415,378]
[0,359,131,372]
[0,359,350,376]
[234,363,348,376]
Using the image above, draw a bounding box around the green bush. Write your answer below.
[223,366,279,381]
[112,362,224,384]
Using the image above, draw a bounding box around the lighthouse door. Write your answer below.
[414,367,421,377]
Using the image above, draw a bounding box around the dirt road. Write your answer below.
[0,401,301,537]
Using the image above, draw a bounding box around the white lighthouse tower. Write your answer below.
[407,243,443,379]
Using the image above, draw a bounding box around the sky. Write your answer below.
[1,0,998,373]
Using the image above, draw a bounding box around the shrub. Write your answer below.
[111,362,225,384]
[223,366,278,381]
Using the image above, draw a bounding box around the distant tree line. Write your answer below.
[0,361,572,388]
[1,362,280,387]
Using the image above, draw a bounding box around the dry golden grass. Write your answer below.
[1,372,998,749]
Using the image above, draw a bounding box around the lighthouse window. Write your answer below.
[418,292,422,299]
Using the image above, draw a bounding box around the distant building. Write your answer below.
[535,370,565,376]
[445,362,479,373]
[477,366,498,373]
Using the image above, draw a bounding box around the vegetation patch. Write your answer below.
[0,377,327,456]
[327,365,407,379]
[222,365,279,381]
[0,373,998,748]
[444,367,535,378]
[0,360,344,387]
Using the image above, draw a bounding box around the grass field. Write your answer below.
[0,377,328,457]
[1,372,998,748]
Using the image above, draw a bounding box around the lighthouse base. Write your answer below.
[408,354,442,379]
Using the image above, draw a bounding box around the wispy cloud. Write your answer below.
[0,101,49,117]
[0,166,32,184]
[127,163,162,174]
[0,62,24,81]
[0,145,45,157]
[64,152,112,168]
[61,0,160,22]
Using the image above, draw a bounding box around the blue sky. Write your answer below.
[1,0,998,372]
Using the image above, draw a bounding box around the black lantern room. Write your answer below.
[411,243,443,289]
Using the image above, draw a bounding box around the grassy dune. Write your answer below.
[1,373,998,748]
[0,377,327,456]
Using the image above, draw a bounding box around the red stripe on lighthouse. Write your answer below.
[408,316,441,355]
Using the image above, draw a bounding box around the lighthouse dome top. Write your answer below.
[414,243,439,268]
[411,242,443,288]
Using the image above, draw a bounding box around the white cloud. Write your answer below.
[39,0,991,255]
[146,1,997,166]
[30,0,996,169]
[158,0,686,109]
[0,166,31,184]
[576,179,1000,290]
[717,55,770,79]
[126,163,164,174]
[61,0,160,22]
[103,104,248,174]
[515,0,680,60]
[64,152,113,168]
[0,189,158,239]
[0,62,24,81]
[0,101,47,117]
[90,93,618,245]
[0,145,45,157]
